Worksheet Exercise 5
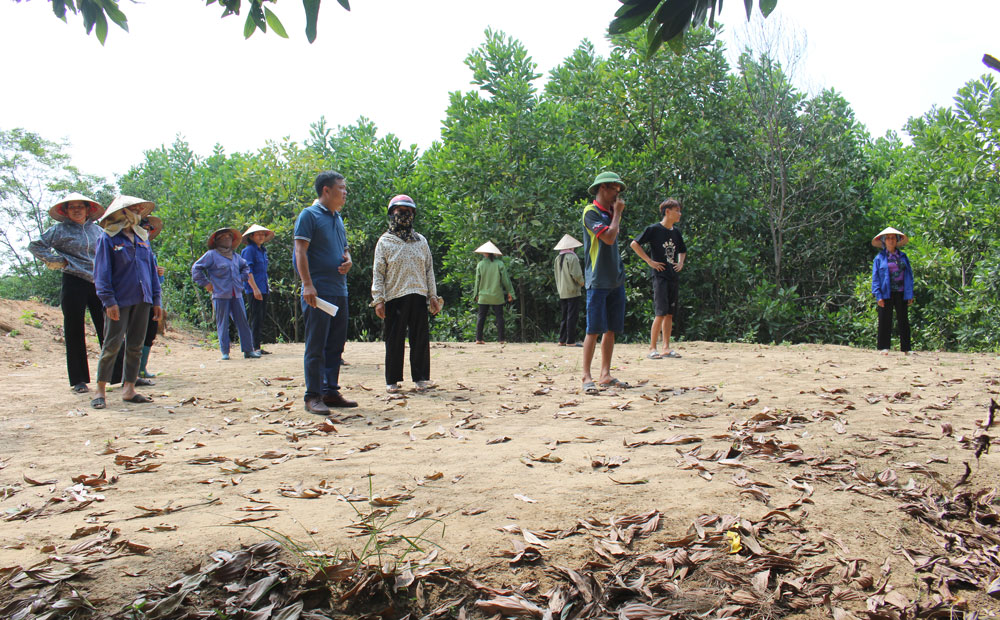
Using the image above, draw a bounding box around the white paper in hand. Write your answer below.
[316,297,339,317]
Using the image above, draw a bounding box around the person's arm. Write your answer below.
[371,238,387,319]
[598,199,625,245]
[871,256,884,307]
[473,262,481,304]
[904,254,915,305]
[570,255,585,287]
[248,273,263,300]
[425,241,442,314]
[93,235,120,319]
[502,262,515,301]
[629,239,666,272]
[191,252,214,293]
[28,226,66,268]
[294,238,317,308]
[675,252,686,272]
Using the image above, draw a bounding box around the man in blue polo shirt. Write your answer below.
[581,172,629,395]
[294,171,358,414]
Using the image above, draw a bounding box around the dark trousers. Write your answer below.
[247,294,268,351]
[476,304,505,342]
[383,294,430,385]
[61,273,107,386]
[302,295,348,398]
[877,291,911,352]
[214,297,254,354]
[97,303,150,384]
[143,303,158,347]
[558,296,581,345]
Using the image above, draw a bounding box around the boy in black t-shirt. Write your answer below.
[630,199,686,359]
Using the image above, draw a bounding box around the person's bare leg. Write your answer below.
[661,315,673,354]
[95,381,107,401]
[649,316,663,353]
[582,333,600,384]
[598,331,615,384]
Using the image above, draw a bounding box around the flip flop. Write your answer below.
[599,378,632,389]
[123,394,153,404]
[135,377,156,387]
[646,351,662,359]
[91,397,106,409]
[662,351,682,359]
[582,381,600,396]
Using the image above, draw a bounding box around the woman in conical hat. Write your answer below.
[472,241,515,344]
[871,226,914,354]
[241,224,275,355]
[27,193,110,393]
[136,216,166,383]
[553,235,585,346]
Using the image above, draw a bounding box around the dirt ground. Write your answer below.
[2,297,1000,618]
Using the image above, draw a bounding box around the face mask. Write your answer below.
[388,210,415,241]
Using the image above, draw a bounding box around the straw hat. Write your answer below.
[871,227,909,248]
[587,171,626,195]
[243,224,275,244]
[474,241,503,256]
[208,227,242,249]
[141,216,164,240]
[98,195,156,226]
[553,234,583,251]
[48,193,104,222]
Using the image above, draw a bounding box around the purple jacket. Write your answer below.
[191,249,251,299]
[93,231,161,309]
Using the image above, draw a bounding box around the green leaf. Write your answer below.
[759,0,777,17]
[303,0,320,43]
[264,7,288,37]
[243,11,256,38]
[95,9,108,44]
[609,11,654,35]
[51,0,68,22]
[743,0,753,19]
[336,0,351,10]
[100,0,129,32]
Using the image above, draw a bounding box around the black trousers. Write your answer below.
[143,303,158,347]
[476,304,505,342]
[383,294,430,384]
[247,294,267,350]
[558,296,581,344]
[877,291,911,352]
[61,273,106,386]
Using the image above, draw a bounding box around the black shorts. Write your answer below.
[653,277,679,317]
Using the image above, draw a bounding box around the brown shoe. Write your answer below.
[304,396,331,415]
[322,391,358,408]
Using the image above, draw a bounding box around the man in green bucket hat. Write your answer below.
[580,171,630,395]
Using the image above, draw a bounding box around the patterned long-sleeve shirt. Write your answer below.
[28,220,104,283]
[371,232,438,306]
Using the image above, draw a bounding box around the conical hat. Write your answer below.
[474,241,503,255]
[208,227,242,249]
[48,192,104,222]
[98,195,155,226]
[872,227,908,248]
[142,216,164,240]
[243,224,275,244]
[553,234,582,251]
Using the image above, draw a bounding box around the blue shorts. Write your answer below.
[586,285,626,335]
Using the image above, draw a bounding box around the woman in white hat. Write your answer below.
[91,195,162,408]
[553,234,585,346]
[871,227,914,354]
[27,193,111,393]
[191,228,262,360]
[472,241,515,344]
[240,224,274,355]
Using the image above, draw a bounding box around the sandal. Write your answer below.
[646,351,662,359]
[123,394,153,404]
[582,381,601,396]
[598,378,632,389]
[91,397,106,409]
[72,383,90,394]
[661,350,682,359]
[135,377,156,387]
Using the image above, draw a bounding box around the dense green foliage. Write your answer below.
[5,27,1000,351]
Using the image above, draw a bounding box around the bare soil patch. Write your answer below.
[2,298,999,618]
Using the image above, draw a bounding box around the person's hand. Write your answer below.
[430,297,443,315]
[156,265,165,277]
[613,198,626,214]
[253,289,263,301]
[647,259,667,272]
[205,284,214,294]
[153,306,163,321]
[45,260,67,270]
[302,283,318,308]
[375,302,386,319]
[506,294,514,303]
[908,298,915,306]
[106,305,120,321]
[338,252,353,274]
[877,299,885,308]
[673,262,683,272]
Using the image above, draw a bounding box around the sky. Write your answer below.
[1,0,998,182]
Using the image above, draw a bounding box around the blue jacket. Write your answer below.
[871,250,913,301]
[241,242,269,296]
[93,231,161,309]
[192,249,251,299]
